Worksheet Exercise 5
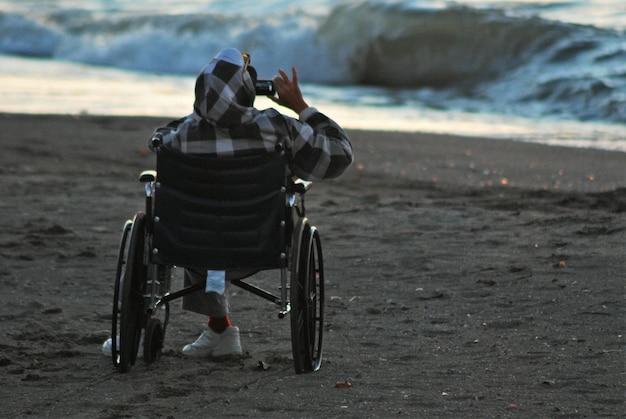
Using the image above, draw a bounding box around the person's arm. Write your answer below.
[269,67,354,180]
[269,67,309,114]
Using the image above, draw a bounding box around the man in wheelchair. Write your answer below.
[103,48,353,361]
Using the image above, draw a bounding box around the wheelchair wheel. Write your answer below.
[290,222,324,374]
[111,220,131,370]
[143,318,163,364]
[112,213,147,373]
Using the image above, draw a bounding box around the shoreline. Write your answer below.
[2,112,623,193]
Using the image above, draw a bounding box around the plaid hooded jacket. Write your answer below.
[152,48,353,181]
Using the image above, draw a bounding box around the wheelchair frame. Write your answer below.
[110,142,324,374]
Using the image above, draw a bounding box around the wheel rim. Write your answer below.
[111,220,132,370]
[308,228,324,372]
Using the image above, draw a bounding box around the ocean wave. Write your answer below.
[0,12,62,57]
[0,2,624,123]
[321,4,568,86]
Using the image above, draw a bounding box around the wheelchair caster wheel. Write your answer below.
[144,318,163,364]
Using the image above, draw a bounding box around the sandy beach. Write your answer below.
[0,112,624,418]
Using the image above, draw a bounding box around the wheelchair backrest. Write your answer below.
[150,145,288,271]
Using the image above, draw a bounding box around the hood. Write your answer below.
[193,48,257,129]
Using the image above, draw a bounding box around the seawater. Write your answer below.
[1,0,625,152]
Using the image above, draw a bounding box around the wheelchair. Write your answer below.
[109,137,324,374]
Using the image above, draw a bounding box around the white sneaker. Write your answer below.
[102,334,144,358]
[182,326,242,357]
[102,336,116,356]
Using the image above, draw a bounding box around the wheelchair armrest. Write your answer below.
[139,170,157,182]
[291,178,312,194]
